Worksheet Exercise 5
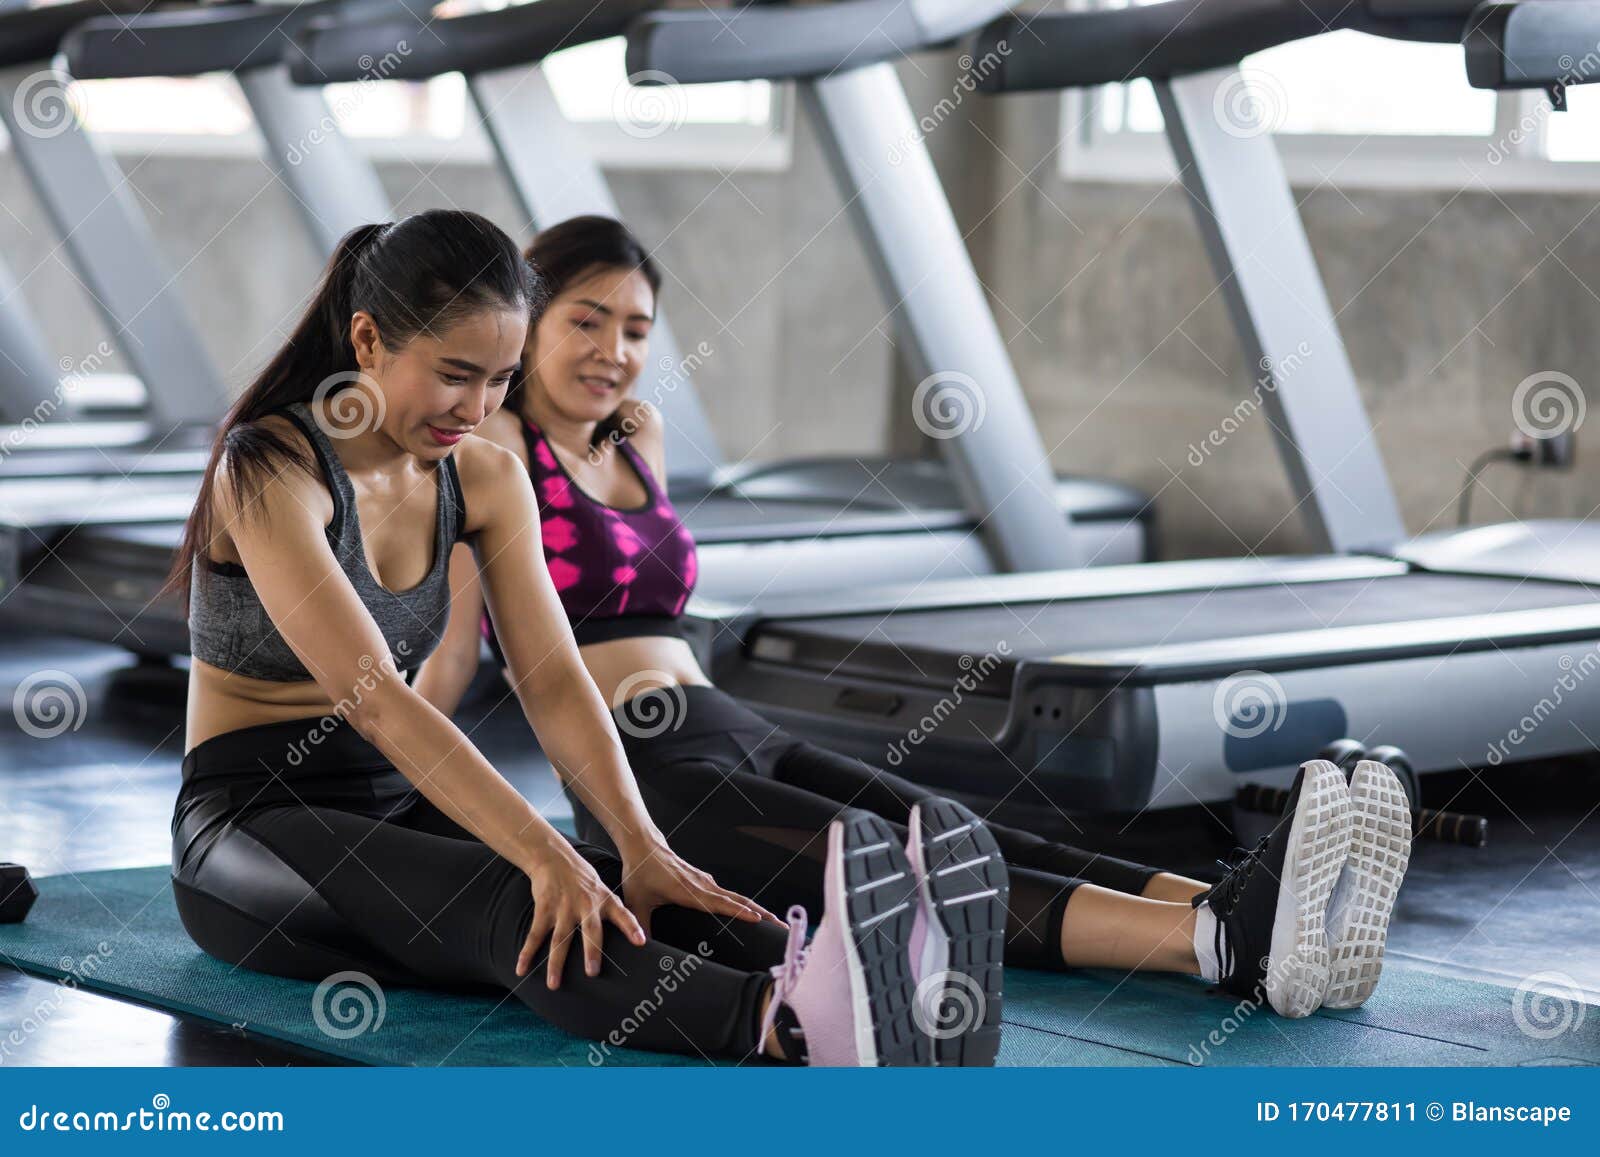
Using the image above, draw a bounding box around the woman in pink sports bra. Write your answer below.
[418,217,1411,1060]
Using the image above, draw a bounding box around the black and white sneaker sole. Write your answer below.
[835,812,930,1066]
[1324,760,1412,1009]
[909,799,1009,1066]
[1264,759,1353,1019]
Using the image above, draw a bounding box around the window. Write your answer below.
[1543,85,1600,162]
[1062,1,1600,190]
[25,20,782,170]
[544,37,772,128]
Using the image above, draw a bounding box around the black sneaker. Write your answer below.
[1194,759,1352,1017]
[905,798,1009,1066]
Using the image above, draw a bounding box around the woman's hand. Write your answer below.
[517,842,647,990]
[617,838,783,938]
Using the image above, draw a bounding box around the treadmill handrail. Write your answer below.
[60,0,398,80]
[288,0,656,85]
[971,0,1474,94]
[624,0,1015,85]
[1464,0,1600,89]
[0,0,198,69]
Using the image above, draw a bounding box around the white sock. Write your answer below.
[1192,904,1225,982]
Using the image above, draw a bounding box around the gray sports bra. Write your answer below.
[188,401,468,682]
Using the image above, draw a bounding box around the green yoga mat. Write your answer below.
[2,867,1595,1067]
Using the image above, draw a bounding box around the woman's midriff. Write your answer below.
[187,635,709,754]
[576,634,711,709]
[185,658,355,755]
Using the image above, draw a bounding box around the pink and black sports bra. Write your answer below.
[482,419,698,663]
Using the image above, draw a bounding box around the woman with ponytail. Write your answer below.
[416,215,1415,1064]
[170,210,939,1067]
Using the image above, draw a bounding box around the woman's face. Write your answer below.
[350,305,528,458]
[525,266,655,425]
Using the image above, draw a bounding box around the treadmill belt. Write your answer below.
[759,573,1600,684]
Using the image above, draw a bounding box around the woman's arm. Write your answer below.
[462,436,777,932]
[463,438,667,853]
[219,447,574,876]
[413,542,487,718]
[217,434,650,985]
[415,416,524,718]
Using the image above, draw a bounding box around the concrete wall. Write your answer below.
[3,58,1595,559]
[974,86,1600,558]
[0,115,894,464]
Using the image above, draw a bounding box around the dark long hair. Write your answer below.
[169,209,543,607]
[506,215,662,436]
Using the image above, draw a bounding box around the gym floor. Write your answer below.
[2,632,1596,1066]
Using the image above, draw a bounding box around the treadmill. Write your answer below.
[0,0,400,657]
[672,0,1600,823]
[1464,0,1600,94]
[289,0,1156,602]
[4,0,1157,665]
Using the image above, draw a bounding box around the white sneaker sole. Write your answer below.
[1263,759,1352,1019]
[1324,760,1412,1009]
[906,807,952,985]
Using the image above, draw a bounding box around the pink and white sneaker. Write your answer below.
[906,798,1009,1066]
[759,812,928,1066]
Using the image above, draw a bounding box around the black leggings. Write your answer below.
[574,686,1164,970]
[172,717,784,1062]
